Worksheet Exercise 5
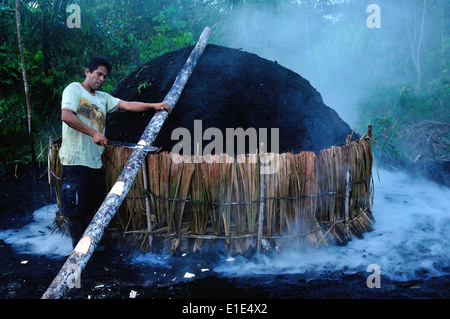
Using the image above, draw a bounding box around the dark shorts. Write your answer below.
[61,165,106,245]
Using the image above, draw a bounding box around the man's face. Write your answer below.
[85,65,108,91]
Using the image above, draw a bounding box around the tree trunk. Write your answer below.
[415,0,427,92]
[405,0,427,92]
[41,26,211,299]
[42,3,50,77]
[14,0,37,185]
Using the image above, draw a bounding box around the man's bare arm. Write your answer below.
[118,101,171,113]
[61,109,107,146]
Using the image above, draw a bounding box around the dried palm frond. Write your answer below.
[49,127,375,254]
[187,157,209,235]
[401,121,449,163]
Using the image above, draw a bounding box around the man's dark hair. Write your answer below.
[87,56,112,75]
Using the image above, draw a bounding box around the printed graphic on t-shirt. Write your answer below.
[77,98,106,132]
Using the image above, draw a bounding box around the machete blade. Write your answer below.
[106,140,159,152]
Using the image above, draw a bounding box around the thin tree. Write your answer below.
[14,0,37,184]
[404,0,427,92]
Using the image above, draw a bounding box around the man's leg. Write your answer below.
[85,167,107,250]
[86,167,106,216]
[61,166,89,248]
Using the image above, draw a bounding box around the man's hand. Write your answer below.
[62,109,107,146]
[154,102,172,114]
[92,131,108,146]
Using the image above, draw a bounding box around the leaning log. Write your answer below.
[41,26,211,299]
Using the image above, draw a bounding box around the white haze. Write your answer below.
[1,169,448,282]
[215,168,450,281]
[219,1,407,129]
[0,204,72,257]
[210,2,450,281]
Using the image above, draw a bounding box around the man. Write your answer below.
[59,56,171,248]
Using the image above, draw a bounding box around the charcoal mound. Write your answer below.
[106,44,354,154]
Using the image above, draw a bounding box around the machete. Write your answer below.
[106,140,159,152]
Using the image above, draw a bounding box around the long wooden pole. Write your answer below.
[42,27,211,299]
[257,143,265,253]
[141,159,153,248]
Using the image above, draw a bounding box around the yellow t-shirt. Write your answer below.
[59,82,121,169]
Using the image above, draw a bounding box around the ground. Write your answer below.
[0,164,448,309]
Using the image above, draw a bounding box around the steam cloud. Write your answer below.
[215,169,450,281]
[220,1,420,129]
[2,169,448,282]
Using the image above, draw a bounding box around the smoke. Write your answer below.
[210,2,449,283]
[3,169,448,283]
[0,204,72,258]
[127,169,447,283]
[215,168,450,281]
[219,0,415,129]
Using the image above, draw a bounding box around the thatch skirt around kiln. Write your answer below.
[49,128,375,256]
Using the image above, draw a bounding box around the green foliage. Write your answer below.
[138,81,151,95]
[0,0,449,177]
[0,0,198,173]
[358,82,450,166]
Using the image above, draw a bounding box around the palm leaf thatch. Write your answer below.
[50,130,375,254]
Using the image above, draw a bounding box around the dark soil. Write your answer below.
[106,44,357,155]
[1,165,448,308]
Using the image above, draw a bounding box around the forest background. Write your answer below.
[0,0,448,181]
